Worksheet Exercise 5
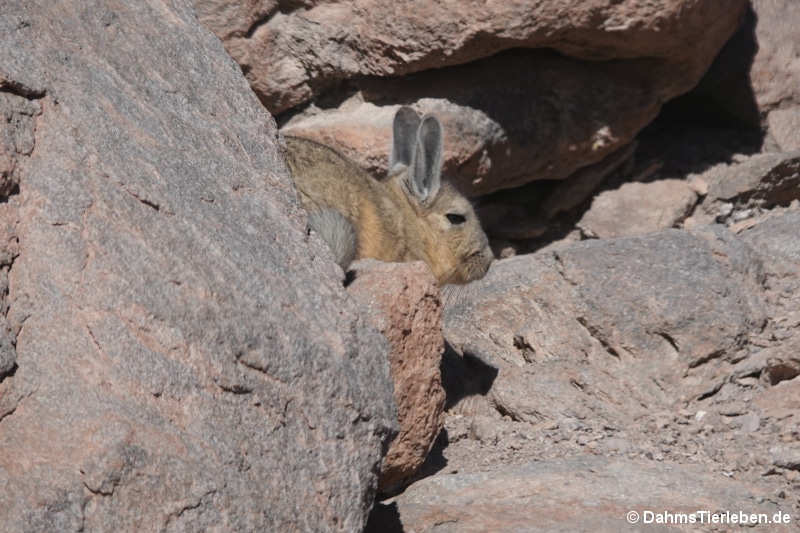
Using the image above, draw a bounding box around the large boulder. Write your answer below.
[0,1,396,531]
[196,0,747,196]
[281,53,665,197]
[196,0,747,115]
[443,226,766,426]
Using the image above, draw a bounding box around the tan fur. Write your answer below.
[284,132,493,285]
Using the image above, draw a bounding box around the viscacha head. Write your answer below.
[387,106,494,285]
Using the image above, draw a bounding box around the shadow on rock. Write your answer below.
[364,501,404,533]
[441,341,498,411]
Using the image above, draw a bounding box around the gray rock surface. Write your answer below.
[366,211,800,531]
[577,179,698,238]
[370,457,792,532]
[195,0,746,115]
[196,0,746,197]
[686,152,800,226]
[443,226,766,426]
[748,0,800,114]
[0,2,396,531]
[5,2,800,531]
[768,107,800,152]
[740,209,800,389]
[706,153,800,210]
[740,209,800,264]
[281,53,666,197]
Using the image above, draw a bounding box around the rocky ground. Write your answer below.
[363,2,799,530]
[2,1,799,532]
[368,206,800,532]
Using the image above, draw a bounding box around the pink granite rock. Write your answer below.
[347,259,445,493]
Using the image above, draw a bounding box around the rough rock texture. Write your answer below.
[196,0,747,196]
[0,200,18,381]
[739,209,800,264]
[281,51,663,197]
[347,259,445,494]
[196,0,747,115]
[705,153,800,209]
[442,227,766,426]
[5,2,797,530]
[0,2,397,531]
[768,107,800,152]
[740,209,800,387]
[369,457,792,533]
[0,90,39,196]
[577,179,698,238]
[686,152,800,226]
[688,0,800,127]
[0,90,28,380]
[748,0,800,114]
[368,208,800,531]
[192,0,280,41]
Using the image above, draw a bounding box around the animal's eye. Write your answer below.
[446,213,466,225]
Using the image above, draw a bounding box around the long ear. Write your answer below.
[408,114,443,203]
[389,106,421,172]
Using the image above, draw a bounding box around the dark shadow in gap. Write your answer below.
[364,501,404,533]
[441,341,499,411]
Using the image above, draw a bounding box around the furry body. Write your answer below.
[284,108,493,284]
